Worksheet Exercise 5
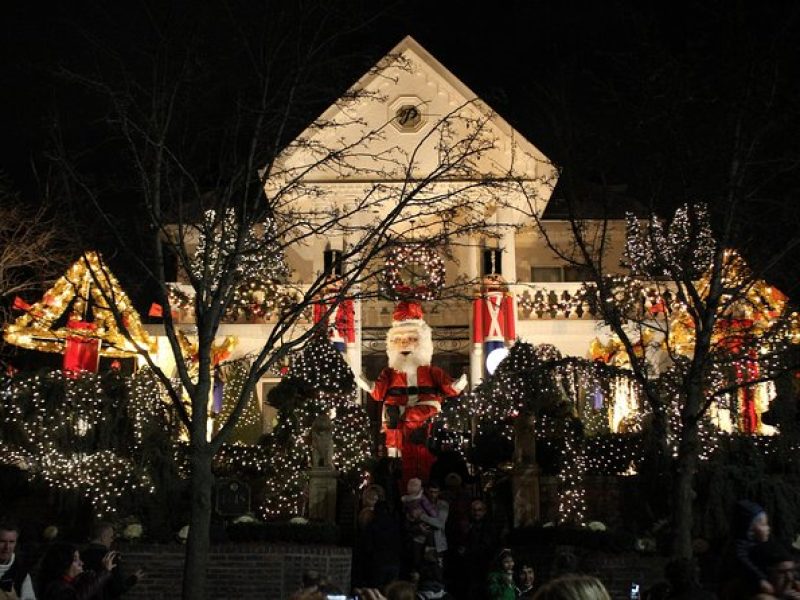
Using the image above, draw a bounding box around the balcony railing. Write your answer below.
[513,281,674,321]
[162,281,672,325]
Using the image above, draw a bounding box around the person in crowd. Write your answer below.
[516,561,536,599]
[359,485,386,530]
[371,443,403,511]
[662,558,716,599]
[442,472,471,593]
[486,548,516,600]
[429,439,471,488]
[0,518,37,600]
[38,542,116,600]
[354,582,419,600]
[720,500,774,598]
[362,500,404,589]
[642,582,670,600]
[81,523,142,600]
[531,574,611,600]
[418,481,449,565]
[416,547,449,599]
[355,485,389,587]
[748,540,800,600]
[461,499,499,600]
[402,478,438,570]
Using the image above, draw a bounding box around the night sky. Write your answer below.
[2,1,800,296]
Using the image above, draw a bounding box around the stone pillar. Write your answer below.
[512,463,541,528]
[308,467,339,522]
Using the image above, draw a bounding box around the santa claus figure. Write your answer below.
[357,301,467,485]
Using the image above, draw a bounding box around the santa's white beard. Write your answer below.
[388,349,423,376]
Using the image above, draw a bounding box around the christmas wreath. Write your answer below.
[382,244,445,301]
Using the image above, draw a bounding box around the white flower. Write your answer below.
[289,516,309,525]
[42,526,59,541]
[587,521,606,532]
[543,522,555,528]
[122,523,143,540]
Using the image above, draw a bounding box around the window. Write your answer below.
[482,249,503,276]
[563,265,593,282]
[531,265,593,282]
[260,380,280,434]
[323,248,343,275]
[531,266,563,282]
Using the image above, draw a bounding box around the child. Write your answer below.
[486,549,516,600]
[720,499,773,598]
[401,477,437,569]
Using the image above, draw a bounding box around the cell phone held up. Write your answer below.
[629,582,641,600]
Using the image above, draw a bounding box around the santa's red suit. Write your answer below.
[371,364,460,441]
[360,301,465,485]
[370,364,460,485]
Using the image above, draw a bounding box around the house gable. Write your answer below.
[266,36,557,222]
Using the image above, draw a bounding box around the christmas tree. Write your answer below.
[259,334,370,519]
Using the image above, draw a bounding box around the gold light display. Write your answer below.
[4,251,156,358]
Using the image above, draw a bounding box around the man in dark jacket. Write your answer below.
[81,523,142,600]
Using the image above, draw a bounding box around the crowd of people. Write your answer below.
[3,496,799,599]
[0,519,141,600]
[342,463,800,600]
[347,467,605,600]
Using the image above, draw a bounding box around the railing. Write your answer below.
[512,281,674,321]
[162,281,672,324]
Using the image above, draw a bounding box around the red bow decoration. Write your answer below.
[12,297,31,312]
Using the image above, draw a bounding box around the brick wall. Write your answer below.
[118,543,351,599]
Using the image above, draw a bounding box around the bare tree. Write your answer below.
[43,6,527,597]
[511,8,800,558]
[0,176,71,344]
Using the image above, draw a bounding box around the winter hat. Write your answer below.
[406,477,423,496]
[733,499,766,539]
[392,301,425,327]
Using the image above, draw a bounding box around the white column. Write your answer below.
[501,228,517,283]
[466,236,483,388]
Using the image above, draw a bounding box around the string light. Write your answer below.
[0,369,171,518]
[4,251,156,357]
[258,334,370,519]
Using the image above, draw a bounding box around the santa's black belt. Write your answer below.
[386,386,437,396]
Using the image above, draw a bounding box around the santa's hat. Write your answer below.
[392,301,425,327]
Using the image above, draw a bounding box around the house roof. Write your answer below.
[268,35,557,192]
